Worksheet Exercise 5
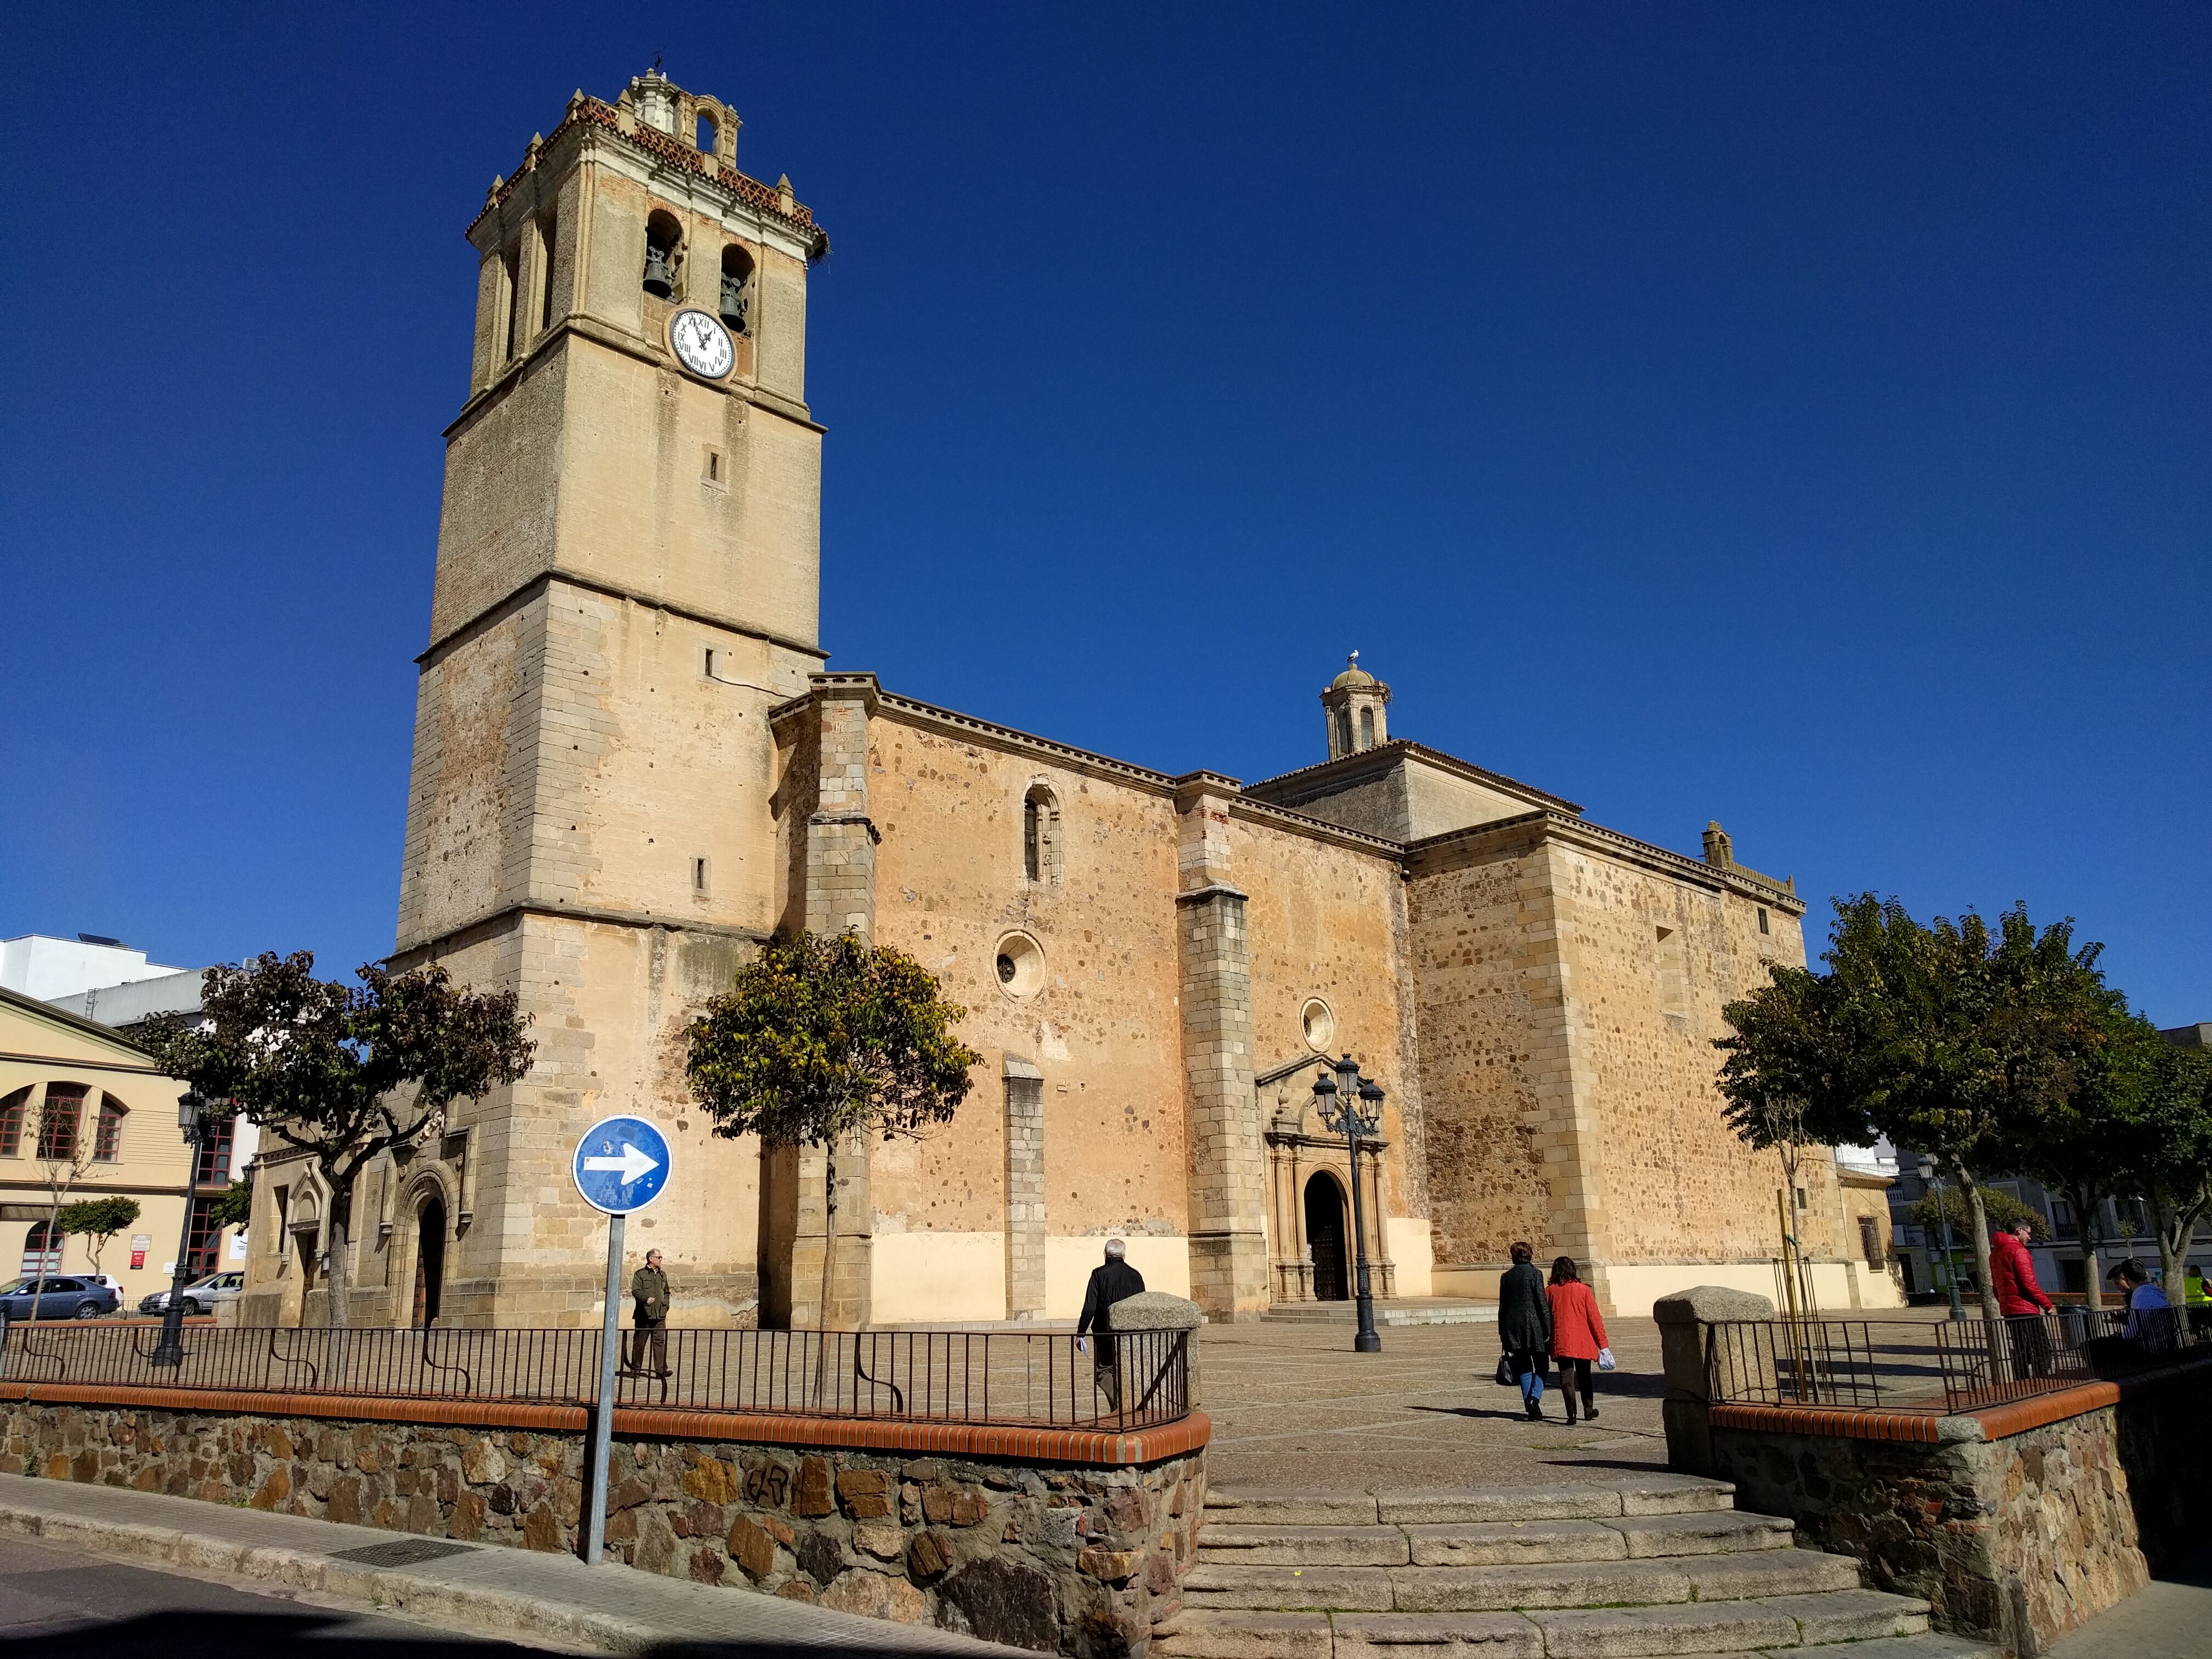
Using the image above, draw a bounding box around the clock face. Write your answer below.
[669,309,735,380]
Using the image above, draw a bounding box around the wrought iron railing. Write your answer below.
[1708,1306,2209,1415]
[0,1321,1190,1430]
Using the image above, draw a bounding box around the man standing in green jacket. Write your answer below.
[626,1249,671,1380]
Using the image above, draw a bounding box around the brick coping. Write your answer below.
[0,1380,1208,1468]
[1710,1352,2212,1444]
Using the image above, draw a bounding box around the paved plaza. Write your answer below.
[1201,1314,1671,1489]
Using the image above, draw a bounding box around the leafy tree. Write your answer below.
[2127,1040,2212,1306]
[2001,1010,2163,1310]
[1715,963,1871,1306]
[686,932,980,1331]
[1906,1184,2045,1242]
[57,1195,141,1278]
[1720,895,2120,1322]
[207,1178,254,1230]
[138,952,533,1328]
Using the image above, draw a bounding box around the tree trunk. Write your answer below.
[324,1176,353,1329]
[811,1142,837,1407]
[2152,1195,2202,1329]
[31,1187,62,1317]
[2063,1180,2103,1311]
[1957,1164,2003,1323]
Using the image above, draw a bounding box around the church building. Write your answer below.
[238,72,1897,1329]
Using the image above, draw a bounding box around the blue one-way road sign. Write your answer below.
[572,1115,673,1215]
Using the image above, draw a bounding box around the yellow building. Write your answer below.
[0,987,242,1308]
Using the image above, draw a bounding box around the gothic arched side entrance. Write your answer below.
[412,1194,447,1327]
[1304,1172,1349,1301]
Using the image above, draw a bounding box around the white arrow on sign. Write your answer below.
[582,1142,661,1183]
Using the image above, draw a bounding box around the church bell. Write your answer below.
[719,272,748,333]
[641,242,674,297]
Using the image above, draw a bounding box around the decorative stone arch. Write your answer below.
[691,95,740,164]
[394,1164,458,1327]
[1257,1055,1398,1306]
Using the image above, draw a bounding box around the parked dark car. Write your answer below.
[0,1276,121,1322]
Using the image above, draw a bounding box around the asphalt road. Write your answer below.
[0,1532,550,1657]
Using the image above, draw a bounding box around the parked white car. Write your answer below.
[138,1270,245,1316]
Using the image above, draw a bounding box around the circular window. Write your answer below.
[995,932,1045,998]
[1301,997,1336,1053]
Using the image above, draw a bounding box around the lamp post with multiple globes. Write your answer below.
[1312,1054,1385,1355]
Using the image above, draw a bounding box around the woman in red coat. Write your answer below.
[1546,1257,1609,1425]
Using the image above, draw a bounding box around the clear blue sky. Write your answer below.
[2,7,2205,1022]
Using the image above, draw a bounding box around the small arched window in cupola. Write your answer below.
[720,245,753,335]
[642,211,682,298]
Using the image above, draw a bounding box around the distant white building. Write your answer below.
[0,934,184,1003]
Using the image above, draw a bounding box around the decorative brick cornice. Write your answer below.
[469,97,824,253]
[0,1380,1207,1469]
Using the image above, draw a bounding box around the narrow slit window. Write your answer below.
[501,244,523,361]
[692,856,710,895]
[1757,906,1770,935]
[537,212,558,330]
[1021,784,1061,885]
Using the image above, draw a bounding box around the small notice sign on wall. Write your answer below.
[131,1233,151,1269]
[229,1232,248,1261]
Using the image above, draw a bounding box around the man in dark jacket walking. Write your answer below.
[1498,1241,1553,1421]
[1077,1239,1144,1410]
[626,1249,672,1381]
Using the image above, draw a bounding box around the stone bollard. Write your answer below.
[1652,1285,1775,1476]
[1106,1291,1206,1410]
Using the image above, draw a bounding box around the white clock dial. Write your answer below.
[669,309,735,380]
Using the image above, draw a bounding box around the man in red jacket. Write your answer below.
[1989,1217,2055,1379]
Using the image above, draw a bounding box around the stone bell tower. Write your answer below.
[1321,653,1390,759]
[377,71,831,1327]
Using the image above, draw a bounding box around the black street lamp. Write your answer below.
[151,1090,210,1369]
[1312,1054,1385,1355]
[1918,1155,1965,1323]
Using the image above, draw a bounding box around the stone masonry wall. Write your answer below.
[0,1401,1203,1659]
[1714,1414,2149,1654]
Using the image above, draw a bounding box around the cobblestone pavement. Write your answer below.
[1201,1314,1672,1489]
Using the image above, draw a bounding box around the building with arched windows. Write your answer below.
[239,69,1899,1330]
[0,986,247,1307]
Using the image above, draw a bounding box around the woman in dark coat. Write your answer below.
[1497,1241,1554,1421]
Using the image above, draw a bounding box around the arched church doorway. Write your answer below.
[411,1194,447,1327]
[1304,1172,1349,1301]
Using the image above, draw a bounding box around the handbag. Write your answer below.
[1596,1347,1616,1372]
[1494,1353,1519,1387]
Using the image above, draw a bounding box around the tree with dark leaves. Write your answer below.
[138,953,533,1328]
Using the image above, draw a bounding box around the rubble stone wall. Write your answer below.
[1713,1395,2183,1655]
[0,1397,1203,1658]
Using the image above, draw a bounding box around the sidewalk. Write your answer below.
[0,1472,1011,1655]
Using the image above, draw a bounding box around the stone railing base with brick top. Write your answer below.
[1657,1283,2212,1656]
[2,1295,1216,1659]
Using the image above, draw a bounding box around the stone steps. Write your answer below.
[1155,1479,2000,1659]
[1198,1511,1794,1568]
[1203,1477,1736,1528]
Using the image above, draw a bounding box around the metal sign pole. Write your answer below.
[584,1210,624,1565]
